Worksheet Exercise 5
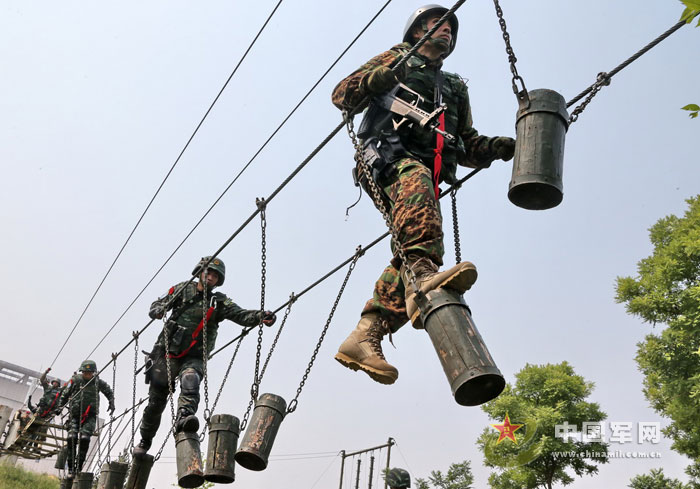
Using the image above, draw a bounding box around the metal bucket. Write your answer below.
[234,393,287,471]
[204,413,240,483]
[420,288,506,406]
[73,472,93,489]
[96,461,129,489]
[54,447,67,470]
[509,88,568,210]
[59,478,73,489]
[124,453,154,489]
[175,431,204,488]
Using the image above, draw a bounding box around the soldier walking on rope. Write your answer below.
[57,360,115,478]
[28,367,63,419]
[332,5,515,385]
[133,256,276,457]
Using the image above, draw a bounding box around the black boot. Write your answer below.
[132,438,152,458]
[174,408,199,433]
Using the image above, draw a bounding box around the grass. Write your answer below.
[0,462,60,489]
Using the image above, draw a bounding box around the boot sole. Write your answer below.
[409,263,478,326]
[334,352,398,385]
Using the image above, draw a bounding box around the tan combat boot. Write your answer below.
[334,314,399,385]
[401,254,478,328]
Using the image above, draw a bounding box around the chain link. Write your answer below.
[259,294,296,381]
[450,188,462,263]
[343,112,419,293]
[153,398,173,462]
[129,332,139,459]
[492,0,528,102]
[162,317,176,434]
[201,271,210,431]
[568,72,610,124]
[106,354,117,462]
[287,248,362,414]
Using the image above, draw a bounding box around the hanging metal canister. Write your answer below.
[234,393,287,471]
[73,471,93,489]
[124,453,154,489]
[508,88,568,210]
[204,413,240,483]
[175,431,205,488]
[54,447,67,470]
[419,288,506,406]
[96,461,129,489]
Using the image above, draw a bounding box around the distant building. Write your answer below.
[0,359,103,476]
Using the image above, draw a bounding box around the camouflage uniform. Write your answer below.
[58,373,114,473]
[332,42,502,331]
[140,281,263,443]
[31,371,62,418]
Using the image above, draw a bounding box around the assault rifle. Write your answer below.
[374,83,455,143]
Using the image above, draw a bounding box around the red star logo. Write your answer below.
[491,413,524,444]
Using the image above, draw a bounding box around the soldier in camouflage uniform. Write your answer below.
[133,256,276,456]
[57,360,115,477]
[332,5,515,385]
[28,368,62,419]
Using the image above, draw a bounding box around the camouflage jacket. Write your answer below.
[151,281,262,358]
[36,386,62,417]
[332,42,499,184]
[59,374,114,416]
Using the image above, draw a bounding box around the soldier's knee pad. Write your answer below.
[149,361,172,390]
[179,369,200,396]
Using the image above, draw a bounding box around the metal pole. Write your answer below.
[368,454,375,489]
[384,437,394,489]
[338,450,346,489]
[355,458,361,489]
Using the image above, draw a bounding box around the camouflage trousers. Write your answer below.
[362,158,444,332]
[140,355,203,442]
[68,407,98,436]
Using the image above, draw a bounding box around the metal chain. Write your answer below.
[450,188,462,263]
[201,271,210,430]
[568,72,610,124]
[130,332,138,458]
[153,400,173,462]
[106,354,117,462]
[259,294,296,381]
[343,113,419,293]
[241,198,268,432]
[163,317,176,434]
[287,247,362,414]
[492,0,528,102]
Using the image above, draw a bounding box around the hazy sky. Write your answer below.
[1,1,699,487]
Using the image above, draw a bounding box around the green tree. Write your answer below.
[476,362,608,489]
[615,196,700,462]
[414,460,474,489]
[629,468,693,489]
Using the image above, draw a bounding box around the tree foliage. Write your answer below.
[679,1,699,118]
[477,362,607,489]
[414,460,474,489]
[615,196,700,460]
[629,468,693,489]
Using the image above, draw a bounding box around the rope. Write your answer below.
[567,13,699,122]
[81,0,395,362]
[48,2,285,369]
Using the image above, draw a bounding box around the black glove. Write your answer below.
[365,67,398,95]
[491,137,516,161]
[261,311,276,327]
[108,399,116,415]
[149,303,165,320]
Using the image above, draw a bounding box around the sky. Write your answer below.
[1,0,699,488]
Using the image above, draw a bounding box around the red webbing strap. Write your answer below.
[168,306,215,359]
[41,390,61,418]
[80,405,91,425]
[433,112,445,198]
